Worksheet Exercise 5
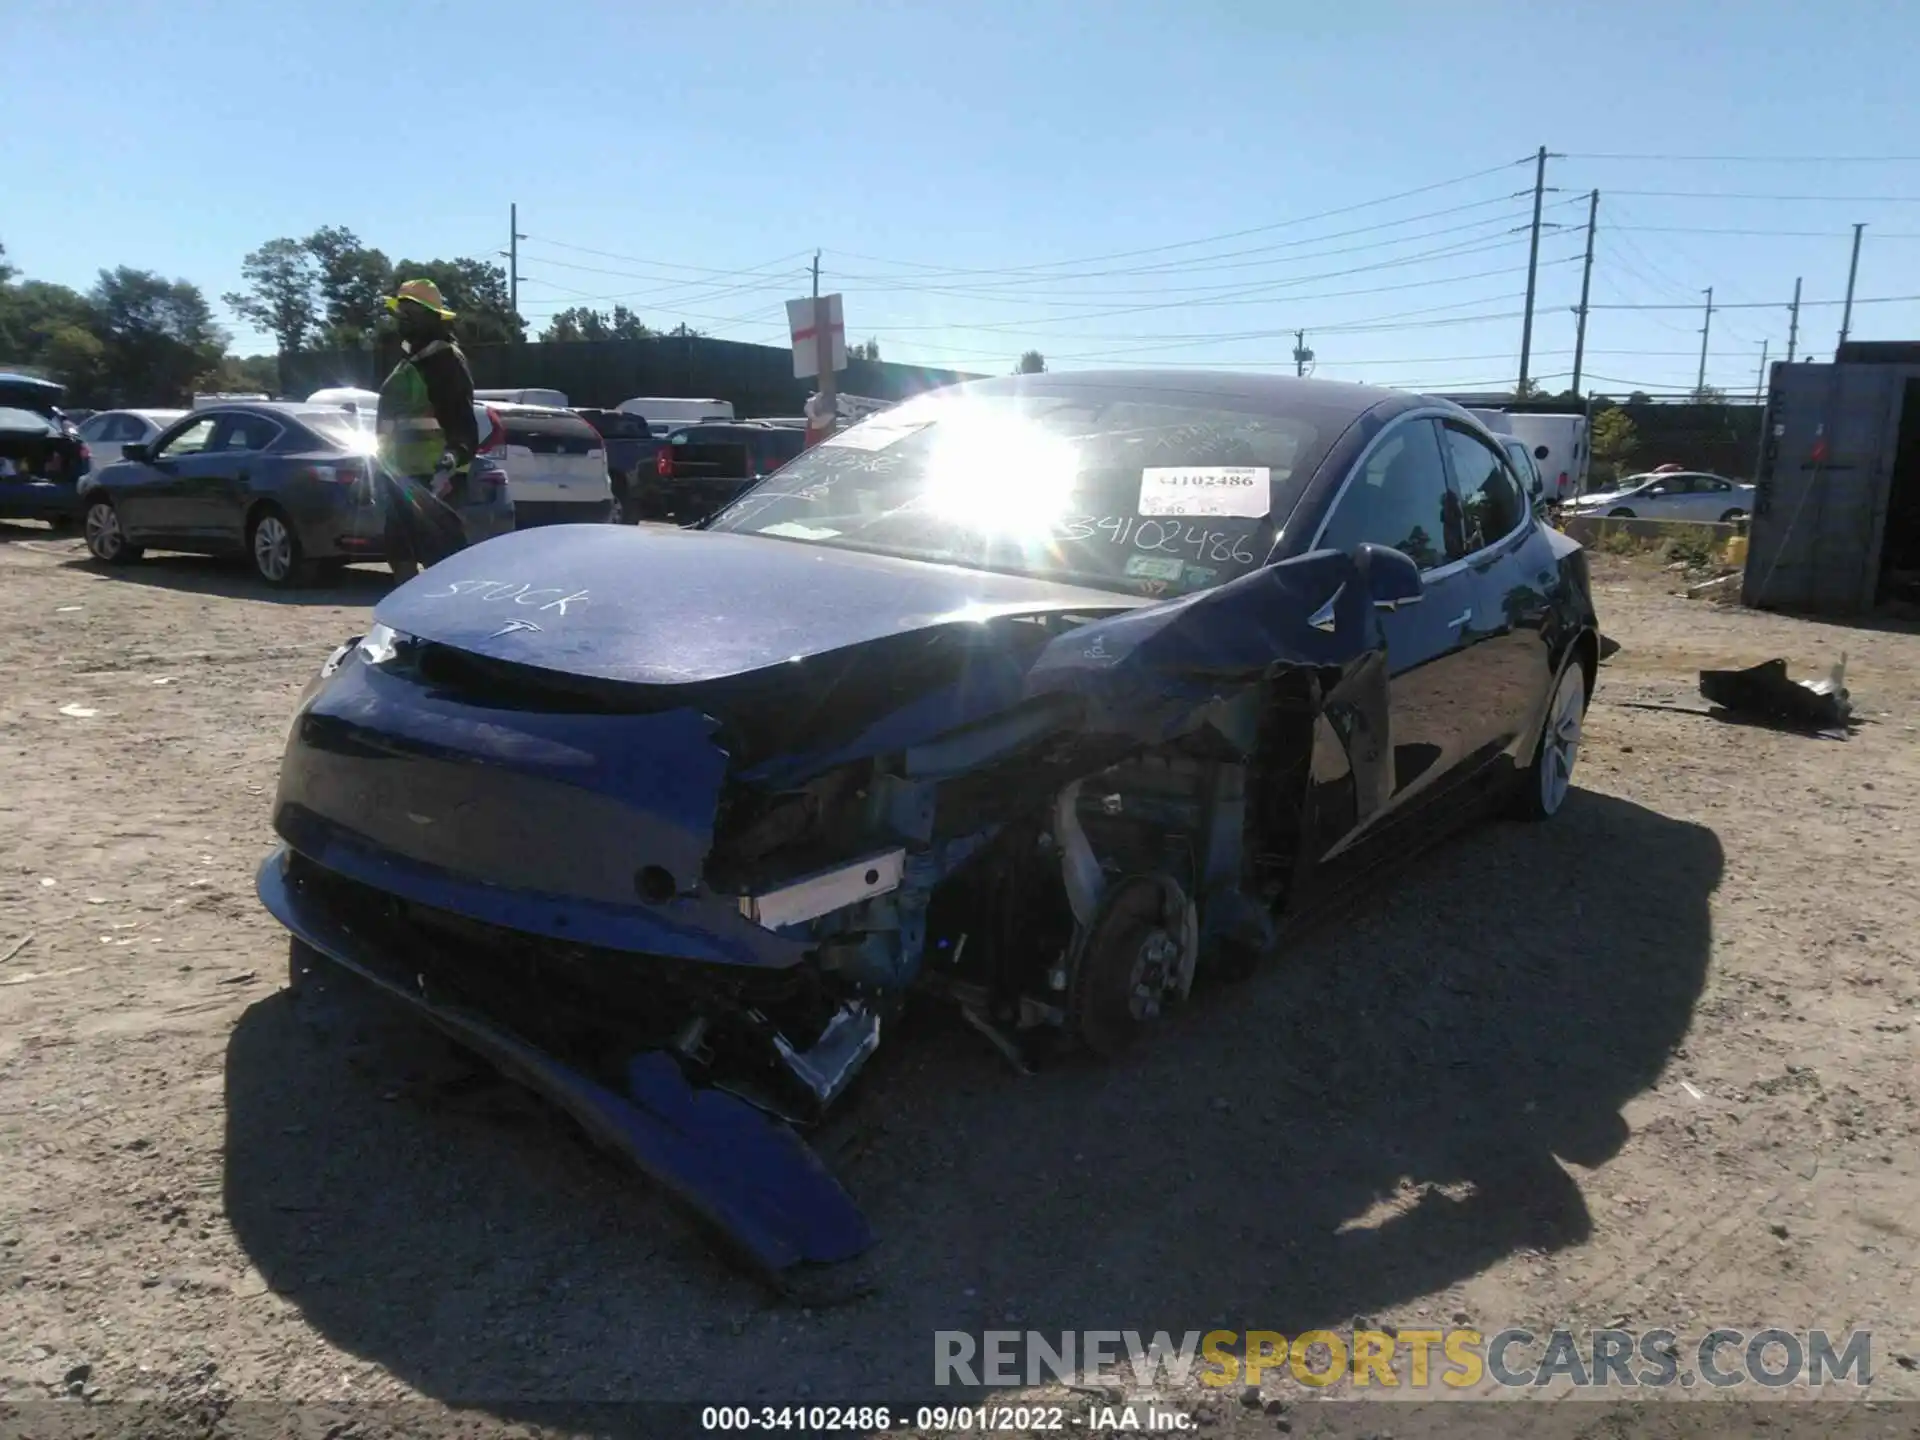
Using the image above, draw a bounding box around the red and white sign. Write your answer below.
[787,294,847,380]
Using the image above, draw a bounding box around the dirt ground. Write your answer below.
[1,524,1917,1433]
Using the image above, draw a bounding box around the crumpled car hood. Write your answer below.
[374,524,1149,687]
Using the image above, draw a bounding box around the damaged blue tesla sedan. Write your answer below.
[255,371,1599,1282]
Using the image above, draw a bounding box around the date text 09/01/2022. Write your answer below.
[699,1403,1191,1432]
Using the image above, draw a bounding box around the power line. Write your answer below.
[831,203,1561,295]
[1604,190,1920,202]
[830,193,1584,289]
[1564,152,1920,163]
[1588,291,1920,312]
[838,230,1563,309]
[856,255,1582,335]
[821,157,1536,279]
[1610,224,1920,239]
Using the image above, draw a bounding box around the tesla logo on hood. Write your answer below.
[489,620,543,639]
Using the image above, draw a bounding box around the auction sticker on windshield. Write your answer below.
[1138,466,1270,518]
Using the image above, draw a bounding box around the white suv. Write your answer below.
[486,403,615,526]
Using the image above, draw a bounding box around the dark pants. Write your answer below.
[382,469,470,573]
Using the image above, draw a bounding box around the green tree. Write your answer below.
[0,241,15,285]
[89,267,227,405]
[304,225,391,349]
[1015,349,1046,374]
[850,337,881,361]
[1589,405,1639,486]
[541,306,608,343]
[213,353,281,393]
[223,238,318,354]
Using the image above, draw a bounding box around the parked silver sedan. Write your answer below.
[74,408,188,468]
[1566,470,1754,522]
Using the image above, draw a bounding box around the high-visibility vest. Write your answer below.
[376,341,456,478]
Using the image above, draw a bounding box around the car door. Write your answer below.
[1309,414,1480,855]
[1439,419,1547,764]
[113,413,219,541]
[185,411,284,545]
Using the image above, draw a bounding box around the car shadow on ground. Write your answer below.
[222,789,1720,1408]
[53,552,395,605]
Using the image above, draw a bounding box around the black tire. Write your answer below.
[83,497,143,565]
[247,505,312,588]
[1510,658,1587,823]
[1607,508,1635,519]
[1719,508,1746,523]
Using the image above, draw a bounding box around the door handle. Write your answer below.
[1448,608,1473,629]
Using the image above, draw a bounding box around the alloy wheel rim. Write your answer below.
[255,517,291,580]
[86,503,120,559]
[1541,668,1585,815]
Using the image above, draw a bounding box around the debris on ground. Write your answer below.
[0,932,32,965]
[1698,655,1853,733]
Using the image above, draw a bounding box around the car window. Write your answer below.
[155,417,217,459]
[113,415,150,443]
[211,413,282,452]
[77,414,112,442]
[1703,477,1730,492]
[1442,423,1526,553]
[1317,417,1460,571]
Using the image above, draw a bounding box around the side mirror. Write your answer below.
[1352,542,1424,611]
[121,442,150,464]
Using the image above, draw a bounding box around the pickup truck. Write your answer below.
[573,408,662,524]
[637,421,806,524]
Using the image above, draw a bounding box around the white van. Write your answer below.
[616,396,735,436]
[1502,413,1590,502]
[476,387,570,410]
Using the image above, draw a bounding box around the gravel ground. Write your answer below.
[1,524,1916,1435]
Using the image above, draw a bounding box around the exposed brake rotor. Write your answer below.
[1066,873,1198,1058]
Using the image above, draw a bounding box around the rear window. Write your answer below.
[500,409,600,442]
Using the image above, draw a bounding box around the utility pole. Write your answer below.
[1517,144,1548,395]
[1754,339,1769,402]
[505,203,528,340]
[1292,329,1314,377]
[1786,276,1802,362]
[812,249,836,415]
[1837,222,1865,354]
[1569,188,1599,396]
[1696,287,1714,395]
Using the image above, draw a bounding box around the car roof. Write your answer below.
[0,372,63,394]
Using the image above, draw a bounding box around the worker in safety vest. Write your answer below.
[375,278,480,578]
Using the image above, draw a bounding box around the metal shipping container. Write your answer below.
[1743,360,1920,614]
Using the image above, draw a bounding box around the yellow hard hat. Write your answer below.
[383,278,456,319]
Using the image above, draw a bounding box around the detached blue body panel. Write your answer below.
[258,851,872,1273]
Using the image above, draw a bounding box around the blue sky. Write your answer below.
[10,0,1920,394]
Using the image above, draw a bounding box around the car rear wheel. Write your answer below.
[248,507,311,588]
[1719,508,1746,523]
[1607,507,1636,519]
[1512,659,1586,822]
[83,498,143,565]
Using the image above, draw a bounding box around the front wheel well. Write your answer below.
[1570,628,1599,711]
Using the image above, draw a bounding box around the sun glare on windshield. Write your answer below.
[918,406,1080,539]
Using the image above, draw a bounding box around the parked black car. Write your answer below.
[638,420,807,523]
[573,407,662,523]
[0,373,91,528]
[256,370,1600,1280]
[78,402,514,586]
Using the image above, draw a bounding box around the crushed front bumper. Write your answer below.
[256,846,873,1277]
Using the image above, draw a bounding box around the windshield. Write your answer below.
[705,391,1321,597]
